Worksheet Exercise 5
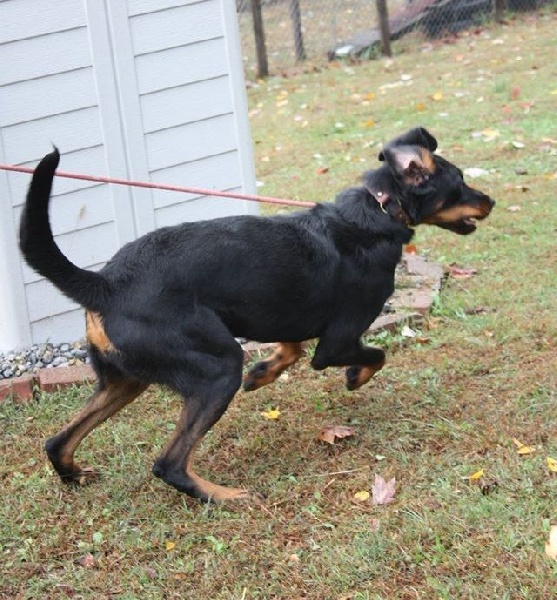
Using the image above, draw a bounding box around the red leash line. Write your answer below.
[0,163,316,209]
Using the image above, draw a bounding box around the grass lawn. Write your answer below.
[1,9,557,600]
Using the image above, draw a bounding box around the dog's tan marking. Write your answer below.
[50,379,147,482]
[423,203,491,225]
[350,358,386,390]
[160,415,261,503]
[419,148,436,173]
[185,445,258,503]
[244,342,303,391]
[86,310,115,353]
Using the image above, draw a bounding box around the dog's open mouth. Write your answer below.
[454,207,494,234]
[436,217,478,235]
[425,199,494,235]
[460,217,478,233]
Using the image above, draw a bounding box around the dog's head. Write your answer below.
[372,127,495,234]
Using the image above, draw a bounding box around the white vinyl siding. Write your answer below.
[0,0,255,351]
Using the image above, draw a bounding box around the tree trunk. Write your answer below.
[290,0,306,62]
[494,0,506,23]
[251,0,269,78]
[376,0,391,57]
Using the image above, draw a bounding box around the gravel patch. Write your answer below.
[0,341,90,380]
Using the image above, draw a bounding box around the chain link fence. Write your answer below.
[237,0,553,78]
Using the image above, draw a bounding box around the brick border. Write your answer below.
[0,364,96,403]
[0,254,442,403]
[0,374,35,403]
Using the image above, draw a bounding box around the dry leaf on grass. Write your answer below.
[317,425,355,445]
[464,167,489,179]
[371,474,396,506]
[446,264,478,279]
[545,525,557,560]
[370,518,381,532]
[143,566,158,580]
[401,325,417,338]
[78,553,96,569]
[467,468,484,482]
[547,457,557,473]
[354,490,370,502]
[465,306,490,315]
[261,408,281,420]
[480,480,499,496]
[512,437,536,455]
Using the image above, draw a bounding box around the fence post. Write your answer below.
[494,0,506,23]
[290,0,306,61]
[376,0,392,57]
[251,0,269,78]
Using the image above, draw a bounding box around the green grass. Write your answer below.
[2,11,557,600]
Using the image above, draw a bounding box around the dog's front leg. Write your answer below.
[311,337,385,391]
[243,342,303,392]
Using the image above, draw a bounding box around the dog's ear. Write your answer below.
[380,144,435,188]
[378,127,437,161]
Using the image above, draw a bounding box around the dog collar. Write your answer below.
[364,184,413,227]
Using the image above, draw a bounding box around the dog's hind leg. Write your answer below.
[243,342,303,392]
[45,376,148,485]
[152,313,258,503]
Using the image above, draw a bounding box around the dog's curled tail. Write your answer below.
[19,148,112,313]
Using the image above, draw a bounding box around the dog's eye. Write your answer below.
[423,173,430,182]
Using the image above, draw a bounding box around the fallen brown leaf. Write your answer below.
[447,264,478,279]
[480,480,499,496]
[78,553,96,569]
[545,525,557,560]
[371,474,396,506]
[317,425,355,445]
[464,306,490,315]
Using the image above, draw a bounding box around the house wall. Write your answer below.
[0,0,257,352]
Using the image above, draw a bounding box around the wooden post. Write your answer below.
[251,0,269,78]
[494,0,505,23]
[290,0,306,62]
[376,0,392,57]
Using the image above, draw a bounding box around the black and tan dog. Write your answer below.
[20,127,494,502]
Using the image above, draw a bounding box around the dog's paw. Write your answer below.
[345,366,364,391]
[243,361,270,391]
[346,360,385,391]
[345,365,379,391]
